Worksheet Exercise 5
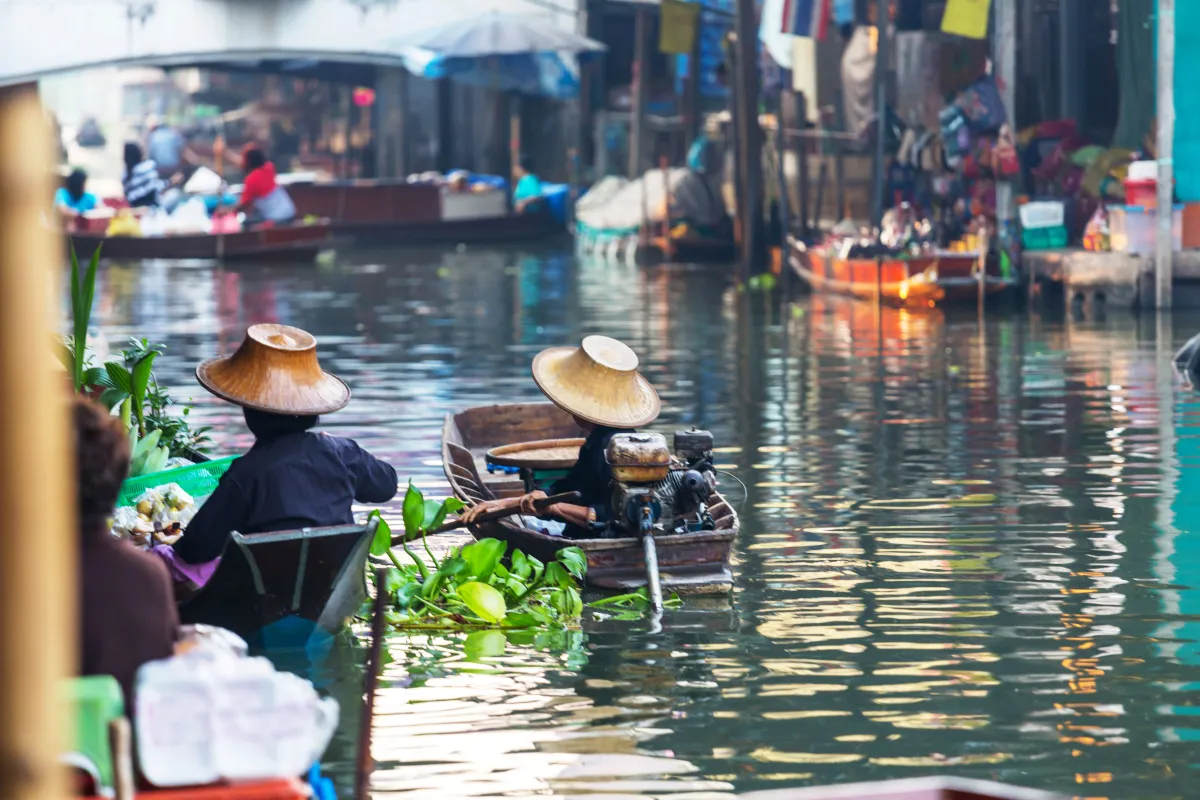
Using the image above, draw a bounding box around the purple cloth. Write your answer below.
[151,544,221,588]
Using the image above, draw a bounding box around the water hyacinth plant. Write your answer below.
[368,483,588,630]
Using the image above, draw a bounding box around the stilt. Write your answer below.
[732,0,765,272]
[629,4,649,179]
[1157,0,1176,308]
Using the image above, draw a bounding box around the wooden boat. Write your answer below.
[287,180,563,245]
[441,402,738,594]
[739,776,1068,799]
[68,222,336,263]
[788,237,1018,306]
[177,519,376,648]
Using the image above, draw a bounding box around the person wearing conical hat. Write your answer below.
[172,324,398,568]
[462,335,660,538]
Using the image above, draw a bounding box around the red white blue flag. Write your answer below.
[780,0,831,39]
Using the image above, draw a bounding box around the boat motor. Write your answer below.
[605,433,673,613]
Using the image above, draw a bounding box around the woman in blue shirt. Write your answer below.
[513,155,543,213]
[54,169,98,223]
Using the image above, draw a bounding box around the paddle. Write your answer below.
[390,491,582,545]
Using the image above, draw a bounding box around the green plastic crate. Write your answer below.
[117,456,237,508]
[64,675,123,795]
[1021,225,1068,251]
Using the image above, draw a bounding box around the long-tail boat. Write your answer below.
[788,237,1018,306]
[68,222,336,263]
[441,402,738,595]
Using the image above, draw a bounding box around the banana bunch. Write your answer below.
[129,428,170,477]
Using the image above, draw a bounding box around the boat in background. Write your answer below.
[69,222,336,263]
[788,237,1018,307]
[286,178,564,245]
[441,402,738,594]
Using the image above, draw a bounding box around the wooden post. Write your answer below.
[733,0,765,272]
[629,4,649,179]
[994,0,1016,243]
[686,7,703,145]
[1157,0,1176,309]
[870,0,889,227]
[0,83,74,800]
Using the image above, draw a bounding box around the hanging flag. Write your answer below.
[941,0,991,40]
[660,0,700,55]
[781,0,830,40]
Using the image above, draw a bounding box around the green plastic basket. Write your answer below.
[117,456,237,508]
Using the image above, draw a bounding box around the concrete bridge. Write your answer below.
[0,0,579,86]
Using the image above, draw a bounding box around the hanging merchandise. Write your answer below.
[781,0,830,39]
[956,76,1007,133]
[841,26,875,136]
[941,0,991,40]
[660,0,700,55]
[832,0,854,25]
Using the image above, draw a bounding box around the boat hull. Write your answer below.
[788,239,1018,306]
[441,403,738,595]
[69,223,335,263]
[177,522,374,647]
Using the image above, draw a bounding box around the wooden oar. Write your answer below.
[390,491,581,545]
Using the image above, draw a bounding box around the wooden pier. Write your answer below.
[1025,248,1200,313]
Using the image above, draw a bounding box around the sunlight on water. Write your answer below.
[88,246,1200,798]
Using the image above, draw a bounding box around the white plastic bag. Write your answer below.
[184,166,223,194]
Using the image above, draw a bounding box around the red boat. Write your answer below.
[68,222,335,263]
[788,237,1018,307]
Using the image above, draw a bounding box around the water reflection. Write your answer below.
[88,247,1200,799]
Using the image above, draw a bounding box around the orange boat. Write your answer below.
[787,237,1018,307]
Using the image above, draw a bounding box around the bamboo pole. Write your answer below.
[1156,0,1176,309]
[0,83,73,800]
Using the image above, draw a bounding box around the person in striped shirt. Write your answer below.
[122,142,165,209]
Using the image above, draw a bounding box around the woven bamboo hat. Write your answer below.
[196,324,350,415]
[531,336,660,428]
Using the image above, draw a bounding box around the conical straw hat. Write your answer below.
[531,336,660,428]
[196,324,350,415]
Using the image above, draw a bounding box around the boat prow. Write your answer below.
[441,403,738,595]
[177,520,375,648]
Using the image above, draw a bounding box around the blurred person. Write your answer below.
[54,168,99,226]
[123,142,165,209]
[76,396,179,707]
[145,114,196,181]
[512,154,543,213]
[236,145,296,227]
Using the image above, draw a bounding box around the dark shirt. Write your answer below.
[551,426,634,537]
[175,432,398,564]
[80,531,179,709]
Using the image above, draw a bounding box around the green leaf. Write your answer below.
[501,612,539,628]
[463,629,507,661]
[368,510,393,557]
[97,388,130,412]
[511,550,532,580]
[402,482,425,536]
[81,366,107,389]
[438,555,469,579]
[103,362,134,394]
[556,547,587,580]
[394,582,421,609]
[588,588,650,608]
[130,351,157,435]
[543,561,571,589]
[460,538,505,583]
[421,496,466,532]
[549,587,583,617]
[457,581,506,623]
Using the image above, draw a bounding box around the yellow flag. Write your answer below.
[941,0,991,40]
[660,0,700,55]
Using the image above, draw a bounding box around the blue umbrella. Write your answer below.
[390,11,605,98]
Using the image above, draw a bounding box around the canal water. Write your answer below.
[90,245,1200,799]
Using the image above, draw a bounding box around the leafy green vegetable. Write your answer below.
[65,245,100,393]
[458,582,506,622]
[461,538,505,583]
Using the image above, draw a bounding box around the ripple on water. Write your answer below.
[87,250,1200,798]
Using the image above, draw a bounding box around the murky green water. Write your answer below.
[90,246,1200,799]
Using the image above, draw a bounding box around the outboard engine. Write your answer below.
[603,430,718,538]
[606,433,671,535]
